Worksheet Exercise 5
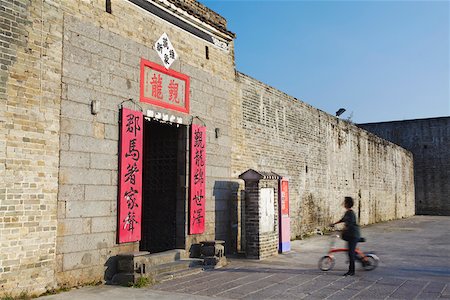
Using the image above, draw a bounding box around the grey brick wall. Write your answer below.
[1,0,418,295]
[359,117,450,215]
[1,0,236,294]
[56,0,236,287]
[0,0,60,296]
[233,73,415,238]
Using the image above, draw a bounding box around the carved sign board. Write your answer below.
[140,59,190,114]
[260,188,275,233]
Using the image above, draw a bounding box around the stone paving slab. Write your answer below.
[40,216,450,299]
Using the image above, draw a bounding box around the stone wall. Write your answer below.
[1,0,418,296]
[56,0,235,288]
[359,117,450,215]
[0,0,62,296]
[232,73,415,238]
[1,0,236,295]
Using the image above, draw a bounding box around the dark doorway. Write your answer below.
[140,119,185,253]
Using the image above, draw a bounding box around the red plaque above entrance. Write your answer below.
[140,58,190,114]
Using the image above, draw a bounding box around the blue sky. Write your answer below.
[199,0,450,123]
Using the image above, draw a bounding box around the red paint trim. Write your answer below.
[140,58,190,114]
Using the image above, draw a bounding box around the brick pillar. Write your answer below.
[239,170,280,259]
[244,180,260,258]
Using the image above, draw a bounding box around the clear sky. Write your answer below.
[199,0,450,123]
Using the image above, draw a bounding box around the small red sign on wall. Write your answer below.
[189,124,206,234]
[280,179,289,216]
[140,58,190,114]
[118,108,143,243]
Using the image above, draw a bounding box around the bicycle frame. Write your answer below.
[326,233,369,262]
[319,231,379,271]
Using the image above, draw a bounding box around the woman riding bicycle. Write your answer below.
[330,196,360,276]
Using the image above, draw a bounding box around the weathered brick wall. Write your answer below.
[1,0,236,295]
[359,117,450,215]
[166,0,227,28]
[0,0,62,296]
[242,181,259,258]
[1,0,418,295]
[56,0,236,288]
[241,178,279,259]
[232,73,415,238]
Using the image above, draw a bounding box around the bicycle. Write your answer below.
[318,228,379,272]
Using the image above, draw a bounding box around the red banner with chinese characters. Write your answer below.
[280,179,289,216]
[118,108,143,243]
[189,124,206,234]
[140,58,190,114]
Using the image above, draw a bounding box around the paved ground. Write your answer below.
[41,216,450,299]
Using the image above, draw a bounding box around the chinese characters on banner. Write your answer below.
[189,124,206,234]
[118,108,143,243]
[140,58,190,114]
[281,179,289,216]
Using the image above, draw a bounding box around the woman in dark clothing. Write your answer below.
[331,196,360,276]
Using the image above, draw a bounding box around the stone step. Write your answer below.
[117,249,189,273]
[143,249,189,267]
[155,264,204,283]
[113,258,202,285]
[148,258,203,275]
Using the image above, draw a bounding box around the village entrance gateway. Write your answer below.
[140,119,187,253]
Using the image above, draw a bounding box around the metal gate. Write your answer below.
[140,119,179,253]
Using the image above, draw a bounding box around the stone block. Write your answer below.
[91,216,116,233]
[63,44,92,66]
[62,250,101,271]
[60,151,90,168]
[84,185,116,201]
[69,32,120,61]
[57,218,83,236]
[104,124,118,140]
[56,232,115,254]
[58,185,84,202]
[90,153,117,170]
[66,200,111,218]
[60,133,69,150]
[207,166,230,178]
[96,108,118,126]
[60,118,94,136]
[66,83,98,104]
[69,135,117,155]
[65,16,100,41]
[63,60,102,86]
[120,51,139,68]
[59,167,111,185]
[60,99,93,122]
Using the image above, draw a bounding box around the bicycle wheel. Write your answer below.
[362,254,379,271]
[319,255,335,271]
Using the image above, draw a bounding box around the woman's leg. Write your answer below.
[346,239,357,275]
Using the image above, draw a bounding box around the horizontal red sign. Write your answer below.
[140,58,190,114]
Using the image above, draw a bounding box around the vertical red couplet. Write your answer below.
[118,108,143,243]
[281,179,289,216]
[189,124,206,234]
